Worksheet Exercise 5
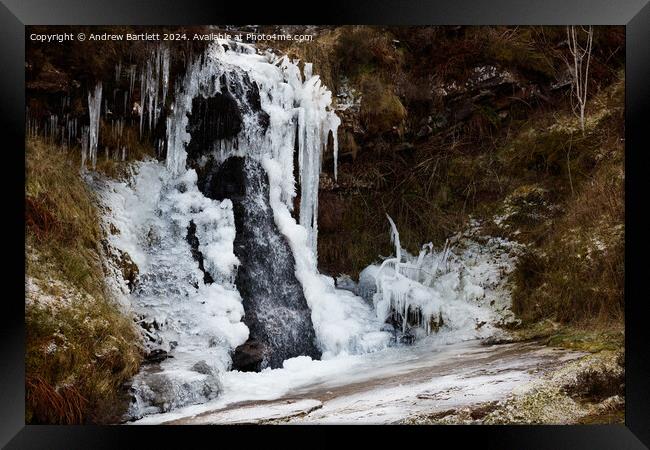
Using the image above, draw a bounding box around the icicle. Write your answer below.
[87,82,102,170]
[129,64,136,96]
[303,62,313,81]
[146,57,154,133]
[386,214,402,264]
[80,125,89,170]
[161,46,170,106]
[332,125,339,181]
[139,68,145,136]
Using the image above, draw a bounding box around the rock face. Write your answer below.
[186,219,214,285]
[185,92,321,372]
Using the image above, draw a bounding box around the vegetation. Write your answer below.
[507,75,624,324]
[26,138,142,424]
[279,26,624,328]
[26,138,104,297]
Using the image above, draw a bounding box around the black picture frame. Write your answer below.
[2,0,648,448]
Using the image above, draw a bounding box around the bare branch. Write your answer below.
[566,25,593,134]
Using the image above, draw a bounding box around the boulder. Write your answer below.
[191,360,213,376]
[232,339,266,372]
[144,349,169,364]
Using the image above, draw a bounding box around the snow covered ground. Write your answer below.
[133,340,585,424]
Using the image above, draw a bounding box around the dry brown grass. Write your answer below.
[95,119,155,178]
[509,73,624,325]
[358,76,407,136]
[26,137,142,424]
[26,292,142,424]
[26,374,87,425]
[26,137,105,298]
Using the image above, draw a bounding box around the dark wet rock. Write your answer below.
[232,339,266,372]
[191,360,213,375]
[109,223,120,235]
[481,335,515,346]
[399,331,416,345]
[185,84,242,163]
[144,349,170,364]
[186,219,214,285]
[116,249,139,292]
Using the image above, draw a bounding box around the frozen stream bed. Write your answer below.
[132,339,585,424]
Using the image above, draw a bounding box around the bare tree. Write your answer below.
[565,25,594,134]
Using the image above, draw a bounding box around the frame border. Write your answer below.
[3,1,648,448]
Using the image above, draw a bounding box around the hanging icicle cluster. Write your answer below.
[26,98,79,149]
[139,46,171,137]
[28,43,172,172]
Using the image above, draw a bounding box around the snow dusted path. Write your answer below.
[137,341,585,425]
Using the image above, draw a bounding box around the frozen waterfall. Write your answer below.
[95,41,382,419]
[165,41,340,261]
[91,40,518,422]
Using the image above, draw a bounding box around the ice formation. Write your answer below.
[26,98,79,151]
[165,41,340,259]
[92,41,375,418]
[162,39,383,359]
[359,217,520,342]
[264,157,390,358]
[85,82,102,170]
[95,162,248,418]
[89,40,520,421]
[139,46,171,137]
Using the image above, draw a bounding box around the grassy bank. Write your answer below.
[26,138,142,424]
[504,75,624,325]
